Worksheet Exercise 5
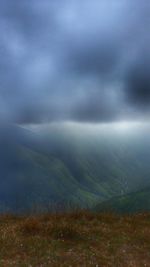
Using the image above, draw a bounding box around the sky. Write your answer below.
[0,0,150,125]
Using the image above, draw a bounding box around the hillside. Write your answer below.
[1,124,150,212]
[0,211,149,266]
[0,139,99,212]
[95,187,150,214]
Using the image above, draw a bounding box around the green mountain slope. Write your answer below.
[0,144,100,213]
[94,187,150,213]
[0,124,150,212]
[40,126,150,201]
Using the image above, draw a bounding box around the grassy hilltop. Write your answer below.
[0,211,150,267]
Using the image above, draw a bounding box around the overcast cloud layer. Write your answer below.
[0,0,150,124]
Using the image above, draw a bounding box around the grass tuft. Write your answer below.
[47,222,81,240]
[20,217,43,235]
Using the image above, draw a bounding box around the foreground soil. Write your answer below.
[0,211,150,267]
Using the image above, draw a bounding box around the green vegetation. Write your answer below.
[95,187,150,213]
[1,126,150,212]
[0,211,150,266]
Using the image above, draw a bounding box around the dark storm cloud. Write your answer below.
[0,0,150,124]
[126,54,150,107]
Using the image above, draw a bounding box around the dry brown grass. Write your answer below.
[0,211,149,266]
[20,217,43,235]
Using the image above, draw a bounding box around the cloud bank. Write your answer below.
[0,0,150,124]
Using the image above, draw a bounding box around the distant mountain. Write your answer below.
[0,125,99,212]
[94,187,150,213]
[0,123,150,212]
